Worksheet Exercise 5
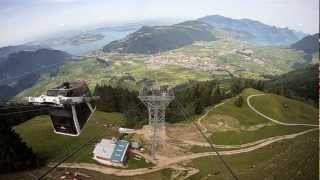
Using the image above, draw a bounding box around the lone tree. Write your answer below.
[234,95,243,107]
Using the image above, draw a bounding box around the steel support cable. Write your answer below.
[36,107,109,179]
[37,136,98,180]
[4,92,148,178]
[0,107,53,116]
[0,100,18,104]
[174,97,239,180]
[0,104,48,110]
[36,101,134,179]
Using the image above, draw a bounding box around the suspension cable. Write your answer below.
[37,136,98,180]
[174,97,239,180]
[0,107,53,116]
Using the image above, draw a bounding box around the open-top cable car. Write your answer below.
[28,81,97,136]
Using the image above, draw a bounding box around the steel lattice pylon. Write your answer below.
[138,85,174,159]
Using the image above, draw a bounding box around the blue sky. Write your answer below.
[0,0,318,46]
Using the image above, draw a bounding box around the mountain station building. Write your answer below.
[93,138,130,167]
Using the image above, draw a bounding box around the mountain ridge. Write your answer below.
[0,48,71,80]
[290,33,319,55]
[103,20,216,54]
[0,48,71,100]
[198,15,306,45]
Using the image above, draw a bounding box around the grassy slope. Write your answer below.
[16,57,213,97]
[211,126,308,145]
[16,38,305,98]
[250,93,318,124]
[15,110,154,170]
[204,88,317,145]
[207,88,270,126]
[16,58,111,98]
[15,111,126,162]
[169,39,304,76]
[53,168,173,180]
[111,60,212,87]
[253,45,304,72]
[0,165,172,180]
[189,131,318,180]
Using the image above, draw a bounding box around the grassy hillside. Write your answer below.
[0,49,71,100]
[0,49,70,79]
[15,37,307,98]
[210,126,308,145]
[168,39,305,76]
[250,93,318,124]
[16,57,213,97]
[206,88,270,126]
[15,111,126,162]
[189,131,318,180]
[202,88,317,144]
[207,88,318,126]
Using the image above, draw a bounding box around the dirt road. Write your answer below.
[247,94,319,127]
[56,128,318,176]
[196,102,225,133]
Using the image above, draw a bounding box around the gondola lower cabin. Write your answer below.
[28,81,97,136]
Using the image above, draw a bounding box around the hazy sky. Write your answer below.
[0,0,319,46]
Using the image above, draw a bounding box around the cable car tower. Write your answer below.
[138,84,174,159]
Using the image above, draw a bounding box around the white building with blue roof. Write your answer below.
[93,138,130,167]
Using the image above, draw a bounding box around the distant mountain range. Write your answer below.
[2,15,308,56]
[103,20,216,54]
[103,15,307,54]
[198,15,306,45]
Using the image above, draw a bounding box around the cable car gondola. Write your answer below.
[28,81,97,136]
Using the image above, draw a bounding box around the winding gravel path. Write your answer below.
[196,102,225,133]
[247,94,319,127]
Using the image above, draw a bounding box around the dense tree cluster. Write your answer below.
[0,105,47,126]
[0,105,47,173]
[264,64,319,105]
[0,109,44,173]
[167,80,226,122]
[0,122,39,173]
[94,85,148,128]
[230,78,265,95]
[94,80,240,126]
